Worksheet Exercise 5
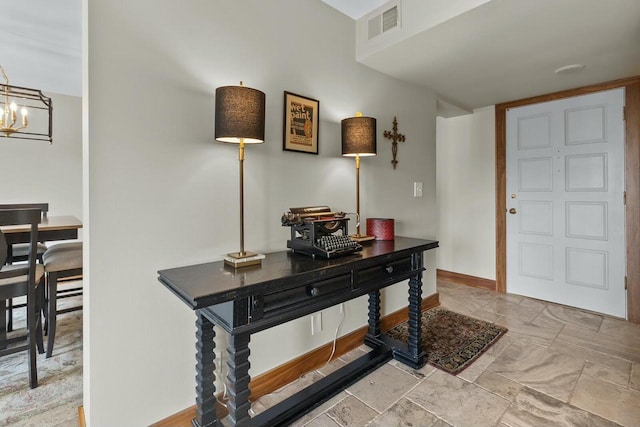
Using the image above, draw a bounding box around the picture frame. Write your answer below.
[283,91,319,154]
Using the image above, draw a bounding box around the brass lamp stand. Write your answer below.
[215,82,266,268]
[342,112,377,242]
[226,137,263,263]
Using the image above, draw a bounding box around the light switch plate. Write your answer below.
[413,182,423,197]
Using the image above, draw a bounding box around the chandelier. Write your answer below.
[0,65,53,143]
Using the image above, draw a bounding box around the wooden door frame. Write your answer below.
[495,76,640,323]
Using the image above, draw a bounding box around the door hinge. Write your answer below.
[624,191,627,206]
[625,276,628,290]
[623,106,626,121]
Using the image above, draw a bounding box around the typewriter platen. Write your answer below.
[281,206,362,259]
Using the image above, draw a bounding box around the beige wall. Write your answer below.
[85,1,438,424]
[356,0,491,61]
[436,106,495,280]
[1,93,82,218]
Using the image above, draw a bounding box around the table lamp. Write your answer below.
[342,112,377,242]
[215,82,266,268]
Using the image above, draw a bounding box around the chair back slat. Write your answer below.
[0,203,48,219]
[0,208,42,227]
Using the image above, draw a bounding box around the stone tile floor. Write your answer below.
[249,280,640,427]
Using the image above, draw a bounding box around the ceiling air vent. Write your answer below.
[367,3,400,40]
[382,6,398,32]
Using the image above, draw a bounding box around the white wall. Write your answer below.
[436,106,495,280]
[0,93,82,218]
[85,1,437,425]
[356,0,491,61]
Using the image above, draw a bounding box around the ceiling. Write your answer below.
[321,0,389,19]
[0,0,81,96]
[325,0,640,111]
[3,0,639,113]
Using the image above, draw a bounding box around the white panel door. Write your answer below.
[506,88,626,318]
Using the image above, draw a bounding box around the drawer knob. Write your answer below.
[385,266,394,274]
[310,287,320,297]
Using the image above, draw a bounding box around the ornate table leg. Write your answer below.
[368,290,381,337]
[390,252,427,369]
[226,333,252,426]
[193,312,221,427]
[364,290,384,349]
[405,272,426,367]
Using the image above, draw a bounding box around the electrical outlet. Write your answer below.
[413,182,423,197]
[311,312,322,335]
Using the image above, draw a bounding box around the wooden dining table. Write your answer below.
[1,215,83,246]
[1,215,83,346]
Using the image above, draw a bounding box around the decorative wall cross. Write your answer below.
[383,116,405,170]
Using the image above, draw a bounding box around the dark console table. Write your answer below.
[158,236,438,427]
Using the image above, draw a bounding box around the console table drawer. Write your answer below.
[358,256,413,286]
[262,273,352,315]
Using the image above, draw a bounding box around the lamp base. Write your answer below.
[349,234,376,243]
[224,251,265,268]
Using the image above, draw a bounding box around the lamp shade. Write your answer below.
[341,115,376,156]
[215,85,265,144]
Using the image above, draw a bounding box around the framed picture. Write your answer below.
[283,91,319,154]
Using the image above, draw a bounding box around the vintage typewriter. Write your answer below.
[281,206,362,259]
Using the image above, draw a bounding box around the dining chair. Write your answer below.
[0,208,45,388]
[2,203,49,263]
[1,203,48,333]
[42,241,83,358]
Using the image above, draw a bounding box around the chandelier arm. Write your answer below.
[0,66,8,84]
[1,66,9,106]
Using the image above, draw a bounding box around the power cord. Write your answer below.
[324,304,345,366]
[215,333,228,408]
[228,305,347,416]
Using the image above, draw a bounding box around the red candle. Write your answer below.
[366,218,394,240]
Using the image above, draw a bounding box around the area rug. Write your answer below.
[387,308,508,375]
